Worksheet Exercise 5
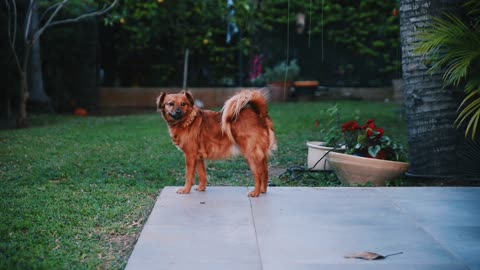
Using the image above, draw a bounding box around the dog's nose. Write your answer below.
[171,109,184,120]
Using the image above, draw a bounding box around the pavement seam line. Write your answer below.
[248,189,264,270]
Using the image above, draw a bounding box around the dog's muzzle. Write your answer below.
[170,109,184,120]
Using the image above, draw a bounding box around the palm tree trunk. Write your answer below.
[400,0,464,177]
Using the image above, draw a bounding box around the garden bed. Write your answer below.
[98,86,397,113]
[99,87,261,110]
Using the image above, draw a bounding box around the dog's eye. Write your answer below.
[181,102,186,107]
[168,102,174,107]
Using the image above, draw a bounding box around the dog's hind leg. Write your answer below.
[260,158,269,194]
[177,156,196,194]
[195,158,207,192]
[245,152,268,197]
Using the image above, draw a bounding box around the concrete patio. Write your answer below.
[126,186,480,270]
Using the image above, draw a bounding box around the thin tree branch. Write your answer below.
[24,0,36,40]
[24,0,34,41]
[4,0,12,44]
[32,0,68,44]
[4,0,18,48]
[47,0,117,29]
[6,31,23,78]
[32,0,117,45]
[3,0,21,76]
[12,0,17,47]
[39,1,63,25]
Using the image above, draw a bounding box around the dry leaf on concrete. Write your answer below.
[344,251,403,260]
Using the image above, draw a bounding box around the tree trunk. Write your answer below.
[28,0,50,105]
[17,71,29,128]
[27,0,52,116]
[400,0,463,177]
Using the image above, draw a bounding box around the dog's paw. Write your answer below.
[195,185,207,192]
[177,187,191,194]
[248,191,260,197]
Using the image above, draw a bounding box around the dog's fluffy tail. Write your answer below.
[221,89,276,153]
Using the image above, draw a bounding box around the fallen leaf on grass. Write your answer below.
[344,251,403,260]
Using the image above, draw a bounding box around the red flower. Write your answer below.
[376,128,384,139]
[341,121,360,132]
[366,128,374,137]
[340,118,404,161]
[363,119,376,129]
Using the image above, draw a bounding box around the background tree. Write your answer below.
[100,0,257,87]
[255,0,400,85]
[4,0,117,128]
[97,0,400,88]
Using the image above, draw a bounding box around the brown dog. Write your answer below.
[156,90,277,197]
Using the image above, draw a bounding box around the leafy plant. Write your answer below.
[318,104,343,147]
[415,0,480,138]
[261,59,300,83]
[341,119,406,161]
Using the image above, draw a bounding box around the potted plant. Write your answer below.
[262,60,300,102]
[307,105,346,171]
[306,125,345,171]
[327,119,409,186]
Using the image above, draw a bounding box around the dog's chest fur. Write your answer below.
[167,110,237,160]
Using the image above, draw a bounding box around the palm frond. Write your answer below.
[466,79,480,93]
[465,0,480,21]
[443,49,480,86]
[416,8,480,138]
[456,91,480,139]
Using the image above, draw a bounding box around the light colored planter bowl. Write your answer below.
[327,151,409,186]
[306,141,345,171]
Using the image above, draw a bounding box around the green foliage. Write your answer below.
[415,0,480,138]
[261,59,300,82]
[99,0,257,86]
[256,0,400,84]
[321,0,400,77]
[94,0,400,86]
[34,0,401,87]
[318,104,343,147]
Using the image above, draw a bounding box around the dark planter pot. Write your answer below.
[293,81,319,101]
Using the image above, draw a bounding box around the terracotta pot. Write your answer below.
[327,151,408,186]
[294,80,319,87]
[267,82,293,102]
[306,141,345,171]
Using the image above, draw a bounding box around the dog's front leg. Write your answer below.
[195,158,207,192]
[177,156,196,194]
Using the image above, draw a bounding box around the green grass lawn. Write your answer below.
[0,101,406,269]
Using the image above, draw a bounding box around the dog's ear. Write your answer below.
[156,92,166,112]
[181,90,195,106]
